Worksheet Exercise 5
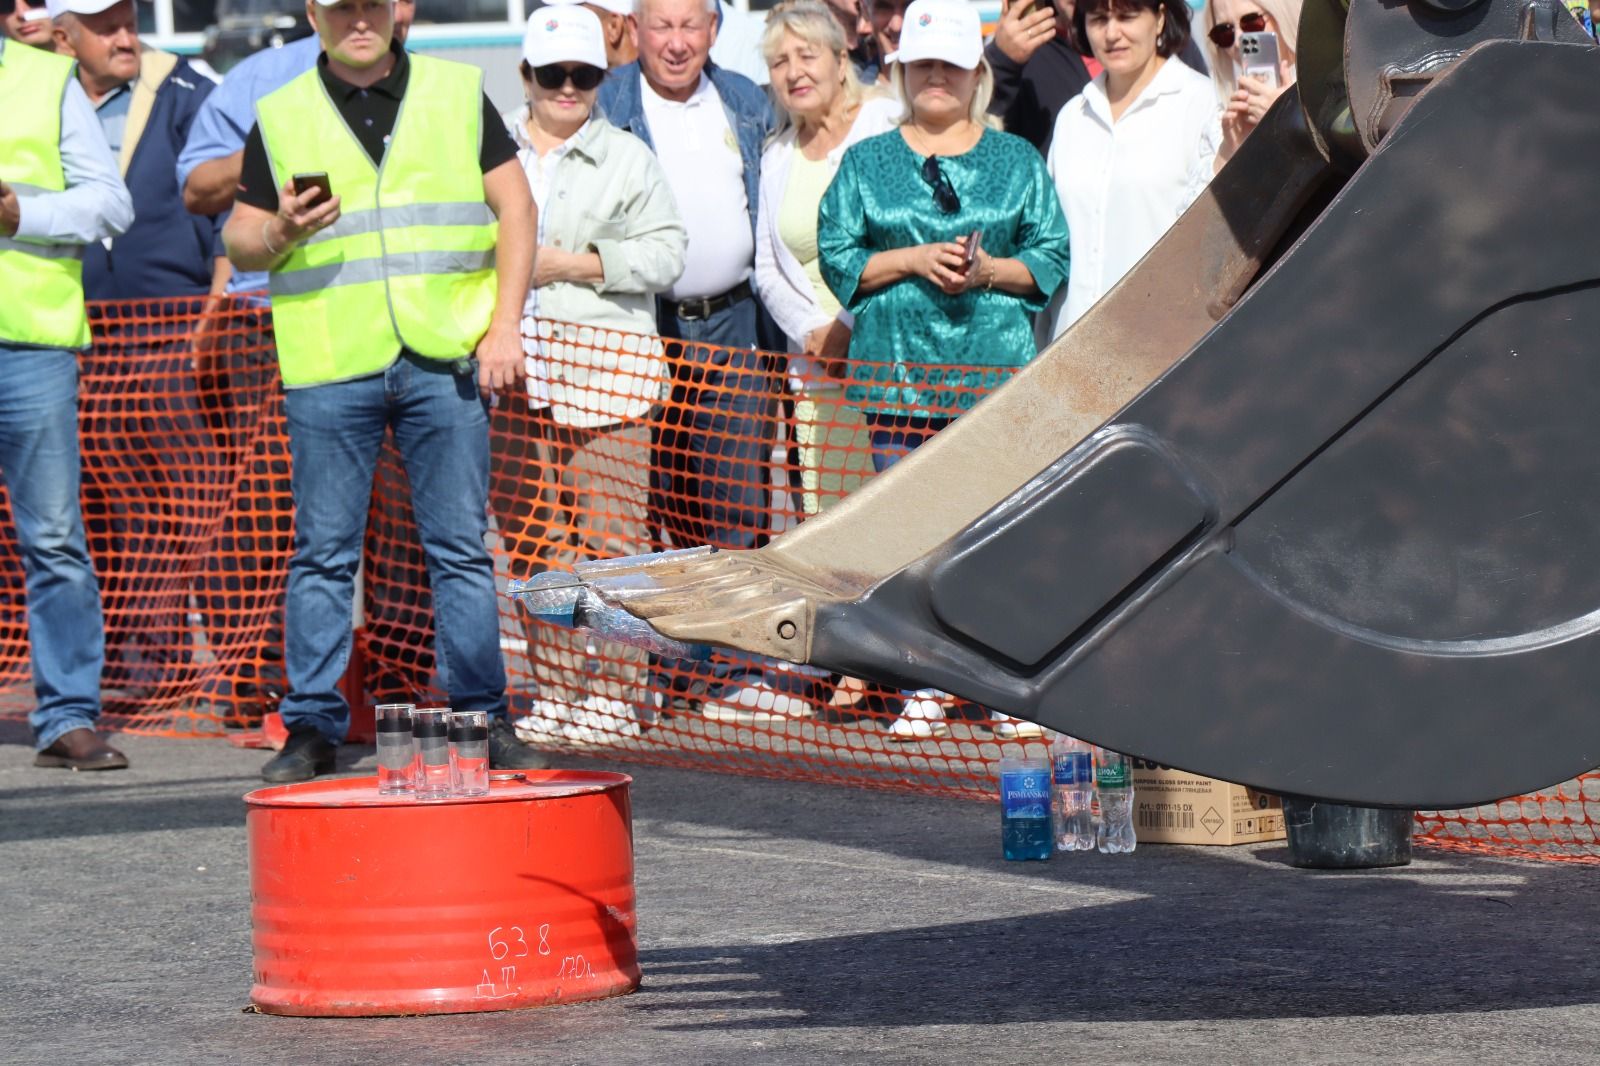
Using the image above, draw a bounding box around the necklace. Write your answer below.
[905,119,978,160]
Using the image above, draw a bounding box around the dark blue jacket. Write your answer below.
[596,61,774,240]
[84,52,221,302]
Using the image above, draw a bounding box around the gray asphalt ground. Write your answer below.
[4,726,1600,1066]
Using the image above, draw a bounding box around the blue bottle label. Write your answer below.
[1053,752,1092,785]
[1000,769,1051,820]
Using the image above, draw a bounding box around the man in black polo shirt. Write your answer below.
[223,0,545,783]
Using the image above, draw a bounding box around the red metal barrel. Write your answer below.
[246,770,638,1017]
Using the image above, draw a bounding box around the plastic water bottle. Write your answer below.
[1050,733,1096,851]
[1095,747,1137,854]
[998,754,1052,861]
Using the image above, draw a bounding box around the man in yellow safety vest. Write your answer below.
[0,30,133,769]
[222,0,545,783]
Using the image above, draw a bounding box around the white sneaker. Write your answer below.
[889,694,949,740]
[561,695,643,745]
[990,713,1043,740]
[702,680,812,722]
[513,698,575,741]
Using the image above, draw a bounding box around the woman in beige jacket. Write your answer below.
[494,5,687,746]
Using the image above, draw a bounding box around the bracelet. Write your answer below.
[984,255,996,291]
[261,218,283,257]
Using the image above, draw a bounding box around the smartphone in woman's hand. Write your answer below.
[961,228,984,273]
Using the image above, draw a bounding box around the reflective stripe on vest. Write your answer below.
[0,48,91,351]
[256,55,499,387]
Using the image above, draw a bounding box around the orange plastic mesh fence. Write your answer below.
[0,299,1594,863]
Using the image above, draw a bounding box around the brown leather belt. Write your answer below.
[661,280,754,322]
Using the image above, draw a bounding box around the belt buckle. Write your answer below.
[678,296,712,322]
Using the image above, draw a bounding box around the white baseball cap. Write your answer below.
[522,4,607,69]
[892,0,982,70]
[546,0,634,17]
[44,0,144,17]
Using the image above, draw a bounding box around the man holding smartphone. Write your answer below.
[222,0,545,783]
[1,25,134,769]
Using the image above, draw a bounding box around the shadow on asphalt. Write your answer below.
[631,860,1596,1029]
[4,730,1598,1041]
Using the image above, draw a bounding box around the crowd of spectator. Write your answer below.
[0,0,1307,776]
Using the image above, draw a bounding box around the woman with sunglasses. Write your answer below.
[818,0,1068,741]
[496,5,687,746]
[1043,0,1218,336]
[1200,0,1300,167]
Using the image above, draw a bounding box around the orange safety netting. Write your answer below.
[0,296,1595,863]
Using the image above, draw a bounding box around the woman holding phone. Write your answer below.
[818,0,1068,740]
[1201,0,1301,167]
[1044,0,1218,337]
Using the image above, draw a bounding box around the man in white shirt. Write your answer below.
[597,0,809,717]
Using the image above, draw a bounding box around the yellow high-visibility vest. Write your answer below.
[256,54,499,387]
[0,44,91,351]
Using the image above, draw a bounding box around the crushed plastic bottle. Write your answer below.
[1095,747,1137,854]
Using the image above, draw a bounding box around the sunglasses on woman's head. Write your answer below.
[532,64,606,91]
[1207,11,1267,48]
[921,156,961,215]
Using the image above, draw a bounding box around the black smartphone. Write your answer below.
[292,171,333,206]
[961,228,984,273]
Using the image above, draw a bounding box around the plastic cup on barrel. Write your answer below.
[412,707,453,801]
[448,710,490,797]
[374,703,416,796]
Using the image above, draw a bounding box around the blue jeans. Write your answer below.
[0,345,105,750]
[650,294,783,702]
[651,294,780,551]
[867,414,953,473]
[281,351,506,742]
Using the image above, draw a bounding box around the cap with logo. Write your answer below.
[890,0,983,70]
[44,0,145,17]
[545,0,635,17]
[522,3,607,69]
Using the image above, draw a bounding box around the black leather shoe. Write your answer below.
[488,716,551,770]
[33,728,129,771]
[261,727,336,783]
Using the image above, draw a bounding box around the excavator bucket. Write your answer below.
[512,0,1600,810]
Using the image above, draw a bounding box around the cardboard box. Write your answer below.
[1130,759,1285,845]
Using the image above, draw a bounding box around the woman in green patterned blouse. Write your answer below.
[817,0,1070,741]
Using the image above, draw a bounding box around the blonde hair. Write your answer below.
[761,0,865,137]
[892,57,1003,132]
[1200,0,1302,104]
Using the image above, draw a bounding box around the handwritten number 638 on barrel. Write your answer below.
[488,924,551,959]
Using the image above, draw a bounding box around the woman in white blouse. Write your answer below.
[495,6,687,746]
[755,0,901,515]
[1045,0,1218,338]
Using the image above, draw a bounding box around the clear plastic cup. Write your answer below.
[412,706,453,801]
[375,702,416,796]
[448,710,490,798]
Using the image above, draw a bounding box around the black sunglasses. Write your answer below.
[921,155,960,215]
[1207,11,1267,48]
[532,64,606,91]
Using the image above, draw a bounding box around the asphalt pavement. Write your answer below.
[3,726,1598,1066]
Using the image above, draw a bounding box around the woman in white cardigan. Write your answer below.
[494,6,687,746]
[755,0,900,516]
